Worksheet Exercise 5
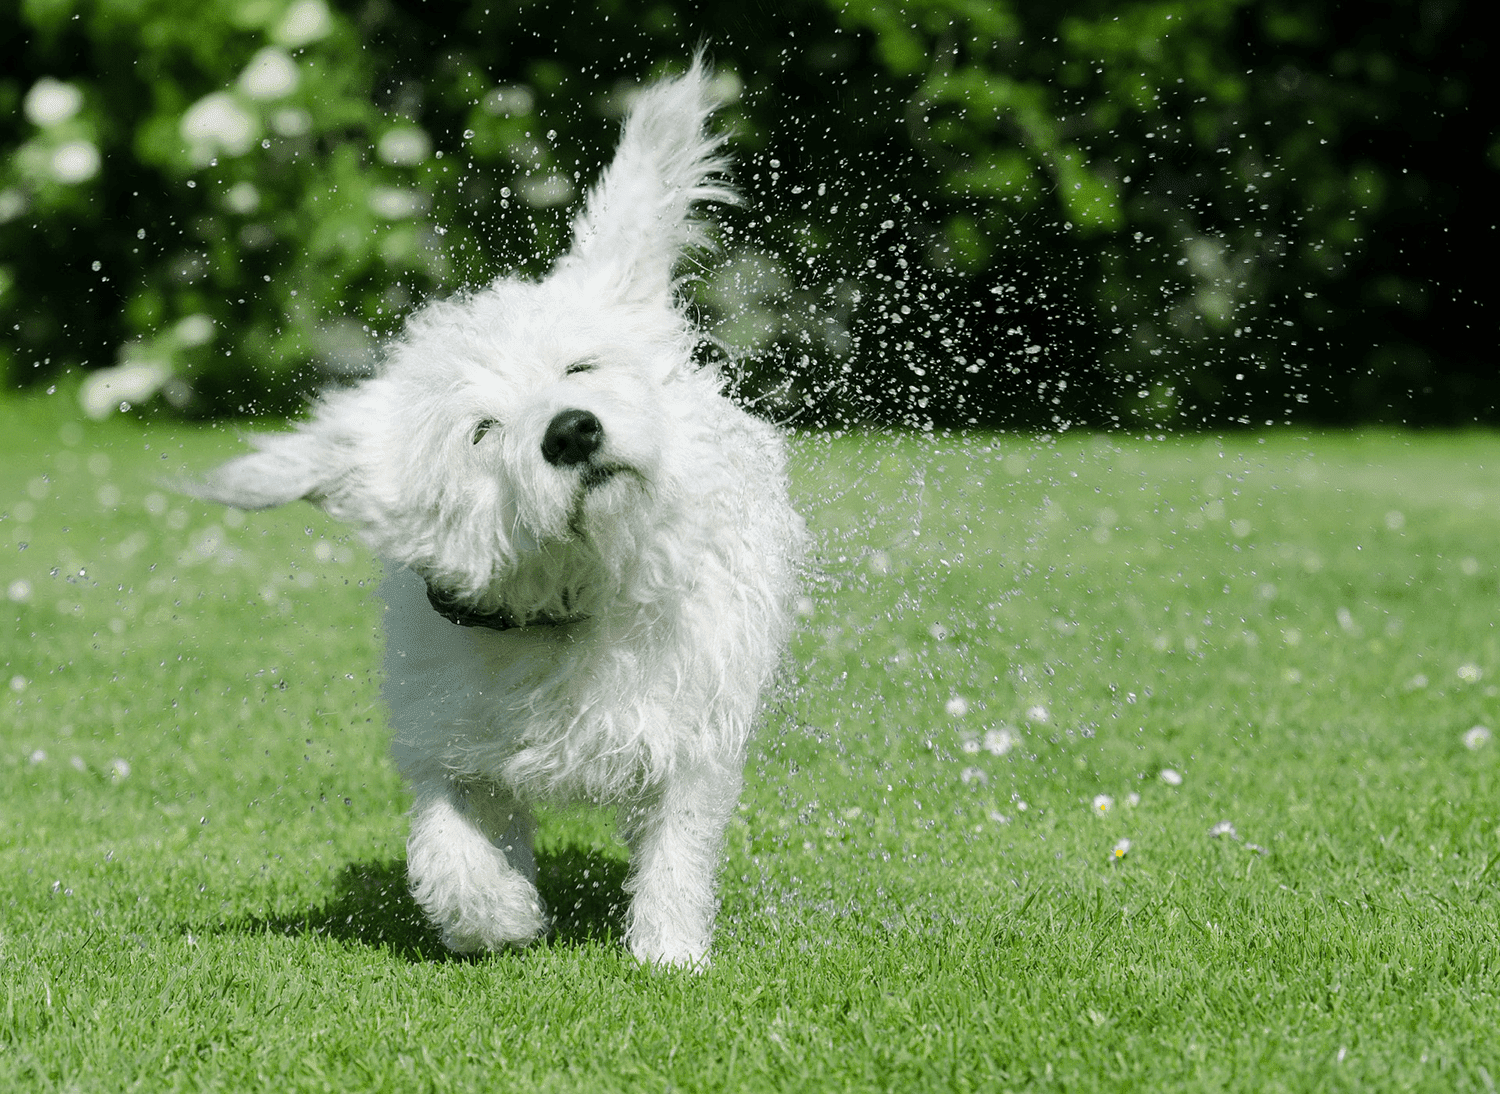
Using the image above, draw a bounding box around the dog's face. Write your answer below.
[397,277,681,546]
[353,273,697,609]
[192,66,734,620]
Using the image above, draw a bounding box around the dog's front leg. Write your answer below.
[621,760,743,968]
[405,778,547,953]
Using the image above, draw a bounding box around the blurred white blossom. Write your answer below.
[368,186,429,220]
[377,126,432,166]
[51,140,100,184]
[24,78,83,127]
[239,48,299,100]
[181,92,256,163]
[274,0,333,47]
[224,181,260,215]
[79,360,170,419]
[983,726,1019,756]
[174,313,216,347]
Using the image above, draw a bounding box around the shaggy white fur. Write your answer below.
[188,59,804,967]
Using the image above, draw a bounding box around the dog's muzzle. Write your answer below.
[424,580,588,632]
[543,407,632,494]
[542,409,602,468]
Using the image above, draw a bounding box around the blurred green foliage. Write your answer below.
[1,0,1491,427]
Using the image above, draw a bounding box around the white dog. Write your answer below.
[189,60,803,967]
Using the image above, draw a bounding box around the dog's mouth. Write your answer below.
[576,460,650,499]
[424,580,588,632]
[580,463,621,492]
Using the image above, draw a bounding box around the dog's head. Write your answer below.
[189,60,737,620]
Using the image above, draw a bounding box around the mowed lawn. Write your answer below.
[2,389,1498,1092]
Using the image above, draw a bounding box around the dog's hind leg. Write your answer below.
[620,760,743,968]
[405,778,547,953]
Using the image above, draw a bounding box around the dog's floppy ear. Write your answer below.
[183,420,355,512]
[558,54,736,304]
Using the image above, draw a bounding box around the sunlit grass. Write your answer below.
[3,392,1498,1091]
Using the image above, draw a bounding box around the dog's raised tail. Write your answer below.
[558,55,736,304]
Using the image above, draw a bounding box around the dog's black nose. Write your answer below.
[541,409,603,467]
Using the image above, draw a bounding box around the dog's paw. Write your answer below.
[439,906,548,955]
[428,883,549,955]
[408,841,549,953]
[626,930,711,971]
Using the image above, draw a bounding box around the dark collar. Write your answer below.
[424,580,587,631]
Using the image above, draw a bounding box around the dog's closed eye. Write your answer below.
[565,358,599,376]
[472,419,499,445]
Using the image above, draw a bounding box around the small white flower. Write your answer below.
[1457,663,1483,684]
[1125,792,1141,807]
[377,125,432,166]
[238,47,299,100]
[24,78,84,127]
[1159,768,1183,787]
[1091,794,1114,816]
[79,360,171,419]
[180,92,257,163]
[9,674,28,693]
[174,313,215,347]
[983,727,1019,756]
[110,758,132,780]
[1209,820,1238,839]
[945,695,969,717]
[1024,704,1050,724]
[29,749,47,764]
[368,186,430,220]
[959,766,988,787]
[1111,838,1132,860]
[224,181,260,215]
[274,0,333,47]
[51,140,101,184]
[1463,725,1492,751]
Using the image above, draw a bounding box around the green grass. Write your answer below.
[3,390,1498,1092]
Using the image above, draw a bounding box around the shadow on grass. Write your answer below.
[211,845,629,962]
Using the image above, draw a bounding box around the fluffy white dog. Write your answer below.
[189,60,804,967]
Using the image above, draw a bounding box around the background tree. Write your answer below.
[1,0,1491,428]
